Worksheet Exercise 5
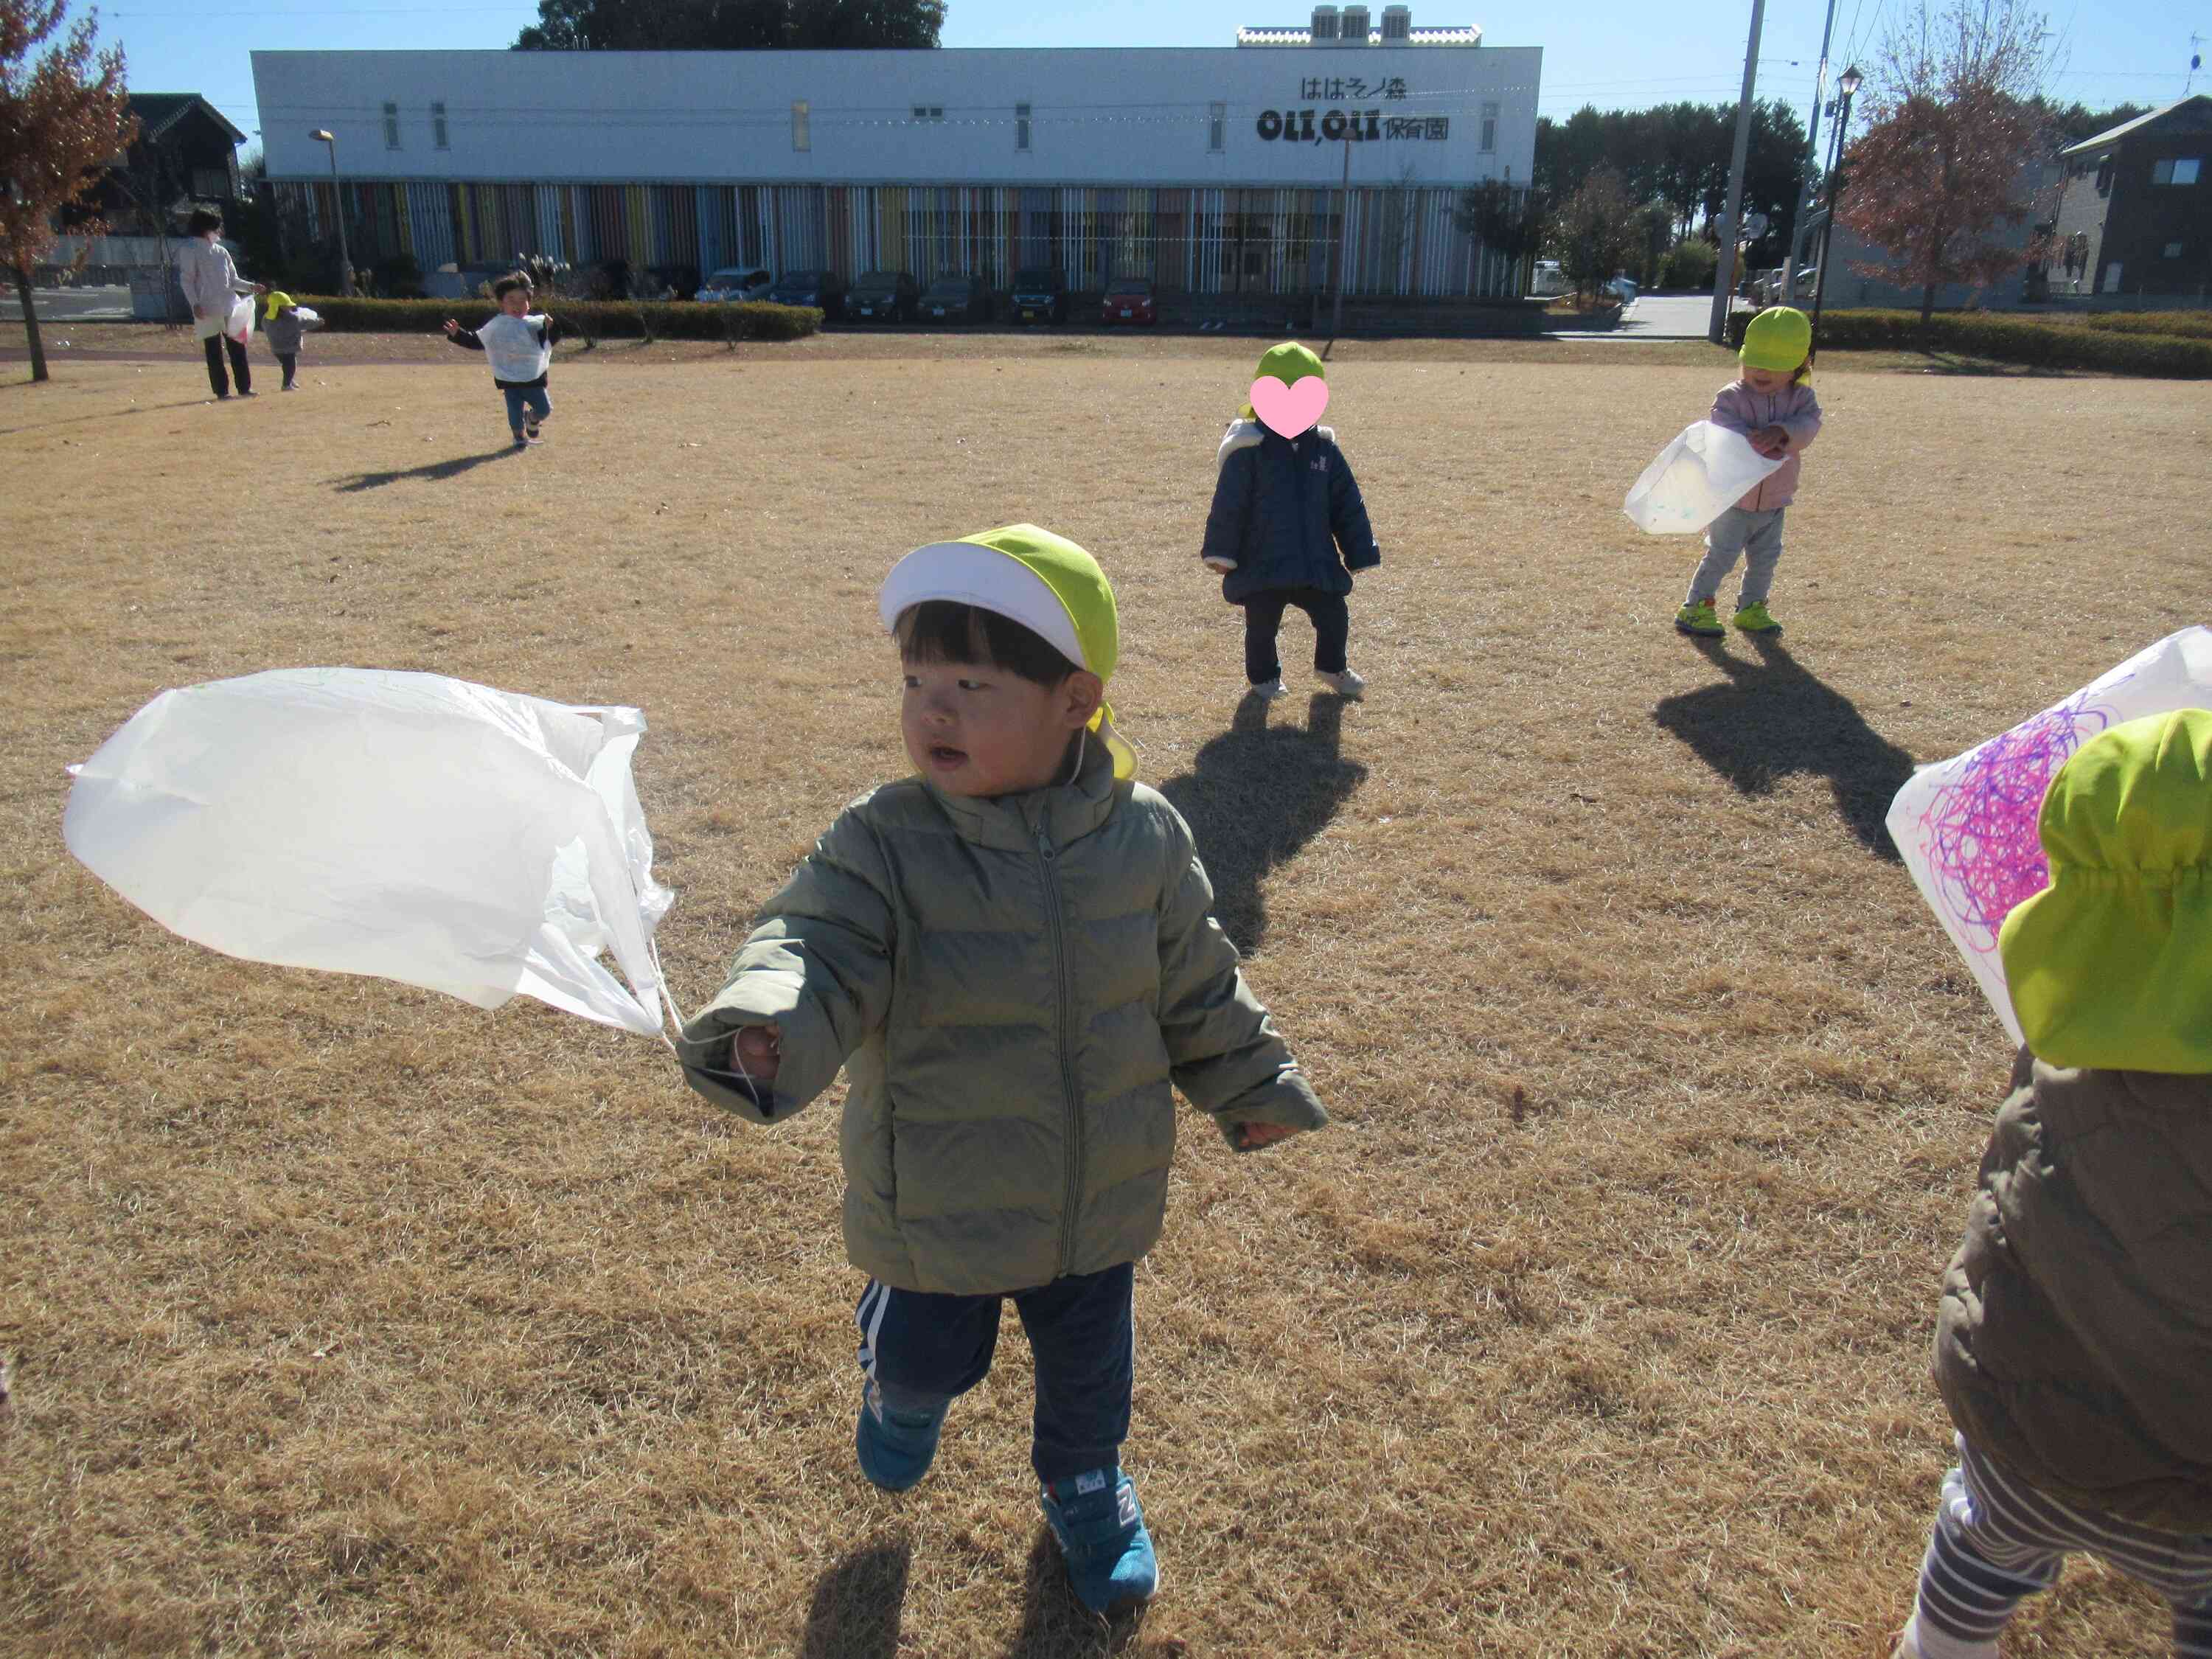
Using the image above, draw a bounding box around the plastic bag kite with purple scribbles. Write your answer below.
[1885,625,2212,1044]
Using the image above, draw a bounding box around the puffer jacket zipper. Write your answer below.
[1035,816,1083,1276]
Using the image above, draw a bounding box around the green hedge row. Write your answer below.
[2067,309,2212,341]
[294,296,822,341]
[1725,307,2212,377]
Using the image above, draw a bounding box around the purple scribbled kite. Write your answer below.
[1914,692,2115,954]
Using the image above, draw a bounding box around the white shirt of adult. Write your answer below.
[175,234,250,340]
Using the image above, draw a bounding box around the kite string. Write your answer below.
[645,937,774,1111]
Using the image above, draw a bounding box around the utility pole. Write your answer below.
[1708,0,1767,344]
[1782,0,1842,302]
[1331,125,1353,340]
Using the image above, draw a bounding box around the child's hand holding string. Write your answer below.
[1752,423,1790,458]
[728,1023,782,1083]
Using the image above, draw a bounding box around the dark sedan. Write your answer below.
[849,271,919,322]
[768,269,846,319]
[920,274,992,324]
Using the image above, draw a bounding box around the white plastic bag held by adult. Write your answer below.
[1886,626,2212,1044]
[64,669,675,1035]
[226,294,255,345]
[1621,420,1784,535]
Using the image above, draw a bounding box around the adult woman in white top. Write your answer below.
[174,209,256,398]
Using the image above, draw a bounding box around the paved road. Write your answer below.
[1548,291,1746,342]
[0,285,136,323]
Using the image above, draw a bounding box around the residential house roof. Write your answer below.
[2060,94,2212,158]
[126,93,248,147]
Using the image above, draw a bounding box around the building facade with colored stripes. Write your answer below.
[250,10,1540,298]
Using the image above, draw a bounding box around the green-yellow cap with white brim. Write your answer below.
[878,524,1135,779]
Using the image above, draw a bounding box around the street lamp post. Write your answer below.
[310,128,355,297]
[1806,66,1860,349]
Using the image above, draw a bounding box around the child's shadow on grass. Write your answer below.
[1156,692,1368,955]
[333,446,521,492]
[800,1534,911,1659]
[999,1530,1174,1658]
[1652,635,1916,859]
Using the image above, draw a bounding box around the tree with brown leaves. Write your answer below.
[1,0,135,383]
[1835,0,2058,323]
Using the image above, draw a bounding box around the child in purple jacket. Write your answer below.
[1673,306,1822,639]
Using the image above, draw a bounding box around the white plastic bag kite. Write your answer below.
[64,668,675,1037]
[225,294,255,345]
[1887,626,2212,1044]
[293,305,322,327]
[1622,420,1784,535]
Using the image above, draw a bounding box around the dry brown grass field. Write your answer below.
[3,328,2207,1659]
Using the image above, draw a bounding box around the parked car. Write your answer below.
[1528,258,1568,298]
[849,270,919,322]
[695,265,771,303]
[1010,267,1068,324]
[1752,265,1816,305]
[920,274,992,324]
[1100,277,1157,326]
[768,268,846,319]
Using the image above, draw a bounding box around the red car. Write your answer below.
[1101,278,1156,326]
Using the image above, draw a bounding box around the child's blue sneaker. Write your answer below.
[854,1380,947,1492]
[1040,1466,1158,1613]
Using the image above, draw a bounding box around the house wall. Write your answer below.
[2091,106,2212,296]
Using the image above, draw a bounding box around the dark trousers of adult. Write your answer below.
[1243,585,1349,685]
[203,333,251,397]
[855,1262,1133,1486]
[275,351,296,389]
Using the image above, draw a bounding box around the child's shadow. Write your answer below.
[333,446,521,492]
[998,1530,1175,1658]
[1651,636,1916,859]
[799,1534,911,1659]
[1155,692,1368,954]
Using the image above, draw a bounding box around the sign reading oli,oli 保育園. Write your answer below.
[1256,78,1447,144]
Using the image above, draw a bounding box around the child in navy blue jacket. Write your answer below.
[1199,341,1381,700]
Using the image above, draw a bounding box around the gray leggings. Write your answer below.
[1686,506,1786,608]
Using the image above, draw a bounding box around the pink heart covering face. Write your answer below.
[1250,375,1329,437]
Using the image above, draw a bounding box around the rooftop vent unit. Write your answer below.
[1310,5,1340,41]
[1340,4,1370,44]
[1381,4,1411,40]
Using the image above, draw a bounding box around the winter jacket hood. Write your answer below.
[675,731,1329,1295]
[1933,1047,2212,1531]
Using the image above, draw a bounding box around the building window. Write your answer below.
[911,105,943,121]
[792,100,810,151]
[2095,158,2114,196]
[1209,102,1225,152]
[431,101,448,150]
[1481,101,1498,153]
[383,101,400,150]
[2166,241,2185,258]
[2152,157,2202,185]
[1016,102,1031,150]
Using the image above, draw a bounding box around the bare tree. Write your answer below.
[1837,0,2059,322]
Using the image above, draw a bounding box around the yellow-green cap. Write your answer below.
[1256,341,1324,387]
[1997,708,2212,1073]
[1740,306,1812,372]
[878,524,1135,779]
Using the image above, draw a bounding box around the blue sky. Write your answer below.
[67,0,2203,153]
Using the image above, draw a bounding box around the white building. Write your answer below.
[251,9,1540,297]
